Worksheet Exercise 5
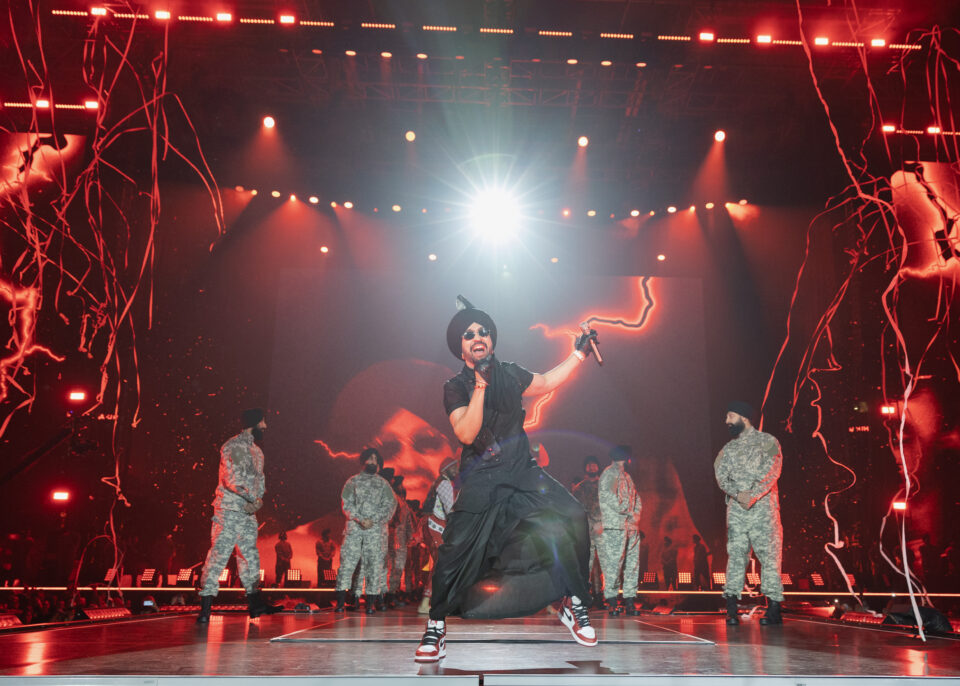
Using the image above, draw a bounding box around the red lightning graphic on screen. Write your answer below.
[313,438,359,460]
[525,276,657,429]
[1,281,65,438]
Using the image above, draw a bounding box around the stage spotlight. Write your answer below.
[927,126,942,135]
[320,246,329,254]
[635,61,647,68]
[416,53,428,59]
[421,208,428,213]
[36,99,50,109]
[881,124,896,133]
[689,205,696,212]
[52,490,71,502]
[648,210,655,216]
[657,254,666,261]
[577,136,589,147]
[630,209,640,217]
[234,185,245,192]
[279,14,295,25]
[343,201,354,209]
[699,31,715,42]
[714,129,726,142]
[469,189,522,242]
[262,115,275,129]
[311,49,323,54]
[330,201,338,208]
[880,404,897,415]
[84,99,99,109]
[68,390,87,402]
[738,199,748,205]
[154,9,171,20]
[271,190,281,198]
[428,254,437,261]
[667,206,677,213]
[892,501,907,511]
[550,257,559,263]
[600,60,612,67]
[756,34,772,44]
[250,189,258,196]
[392,205,401,212]
[216,12,232,22]
[405,130,416,142]
[814,36,829,46]
[567,58,578,65]
[587,210,596,217]
[345,50,357,57]
[289,194,297,202]
[308,196,319,204]
[705,202,715,209]
[381,51,392,58]
[562,208,571,217]
[870,38,885,47]
[90,7,107,16]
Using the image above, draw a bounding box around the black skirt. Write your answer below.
[429,463,591,620]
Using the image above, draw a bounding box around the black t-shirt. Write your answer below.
[442,357,537,512]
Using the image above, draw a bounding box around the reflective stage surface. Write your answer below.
[1,607,959,684]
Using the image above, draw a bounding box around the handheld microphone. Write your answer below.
[579,322,603,366]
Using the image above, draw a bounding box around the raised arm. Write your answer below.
[524,327,598,396]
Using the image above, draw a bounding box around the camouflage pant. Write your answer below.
[724,494,783,601]
[587,528,603,594]
[388,543,409,592]
[199,509,260,596]
[599,527,640,598]
[337,523,387,594]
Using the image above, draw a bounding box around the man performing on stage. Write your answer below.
[714,401,784,625]
[196,408,283,623]
[415,299,600,662]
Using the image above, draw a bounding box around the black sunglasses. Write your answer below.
[462,327,491,341]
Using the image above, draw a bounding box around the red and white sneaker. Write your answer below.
[558,596,598,647]
[414,619,446,662]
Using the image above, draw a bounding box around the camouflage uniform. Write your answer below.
[572,476,603,591]
[199,432,265,596]
[388,494,416,593]
[336,472,397,594]
[714,425,783,601]
[597,462,643,598]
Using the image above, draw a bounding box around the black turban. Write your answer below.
[240,408,265,429]
[446,307,497,359]
[726,400,755,422]
[609,444,632,462]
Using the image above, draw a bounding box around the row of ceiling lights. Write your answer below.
[52,7,920,52]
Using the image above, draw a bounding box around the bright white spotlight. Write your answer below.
[714,129,726,142]
[469,189,521,242]
[577,136,589,148]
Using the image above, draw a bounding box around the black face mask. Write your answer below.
[585,471,599,480]
[252,427,265,442]
[726,420,745,438]
[363,463,378,474]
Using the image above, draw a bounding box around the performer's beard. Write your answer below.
[363,463,379,474]
[725,420,745,438]
[585,472,599,481]
[253,427,265,442]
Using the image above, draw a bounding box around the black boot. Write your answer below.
[724,595,740,625]
[196,596,214,624]
[346,591,359,611]
[625,600,641,616]
[334,590,346,613]
[365,594,377,614]
[376,594,388,612]
[759,600,783,625]
[247,590,284,618]
[607,598,623,617]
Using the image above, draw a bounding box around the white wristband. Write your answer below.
[573,350,586,362]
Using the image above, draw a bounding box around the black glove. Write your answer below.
[575,329,599,358]
[475,356,494,385]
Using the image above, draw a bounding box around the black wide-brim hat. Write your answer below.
[446,308,497,359]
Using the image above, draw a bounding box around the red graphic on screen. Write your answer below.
[525,276,657,429]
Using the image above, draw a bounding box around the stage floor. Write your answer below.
[1,606,959,684]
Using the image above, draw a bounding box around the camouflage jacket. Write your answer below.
[341,472,396,529]
[714,426,782,509]
[212,432,265,512]
[390,494,416,549]
[572,477,602,528]
[598,463,642,530]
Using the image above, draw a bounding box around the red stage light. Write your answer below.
[714,129,726,142]
[870,38,885,47]
[84,100,99,110]
[814,36,829,46]
[892,501,907,511]
[262,115,275,128]
[289,194,297,202]
[630,209,640,217]
[567,58,578,65]
[308,196,319,204]
[880,404,897,415]
[250,189,258,196]
[699,31,715,42]
[330,201,338,208]
[36,99,50,109]
[927,126,942,135]
[705,202,715,209]
[738,199,748,205]
[667,206,677,213]
[68,390,87,401]
[881,124,896,133]
[648,210,655,216]
[416,53,428,60]
[756,34,772,44]
[689,205,696,212]
[381,51,392,59]
[343,201,354,209]
[90,7,107,16]
[279,14,295,24]
[345,50,357,57]
[271,190,281,198]
[635,62,647,68]
[657,254,666,261]
[52,490,70,502]
[154,9,171,20]
[405,130,416,142]
[216,12,232,22]
[600,60,612,67]
[577,136,589,147]
[320,246,329,254]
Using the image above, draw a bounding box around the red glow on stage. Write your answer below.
[52,490,70,502]
[216,12,232,22]
[892,501,907,511]
[262,116,275,129]
[90,7,107,16]
[870,38,885,47]
[320,246,329,254]
[926,126,941,135]
[881,124,896,133]
[880,404,897,415]
[699,31,715,42]
[757,35,772,44]
[154,10,171,20]
[279,14,295,25]
[814,36,829,46]
[525,277,657,429]
[68,390,87,402]
[83,100,99,109]
[35,99,50,109]
[657,254,666,261]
